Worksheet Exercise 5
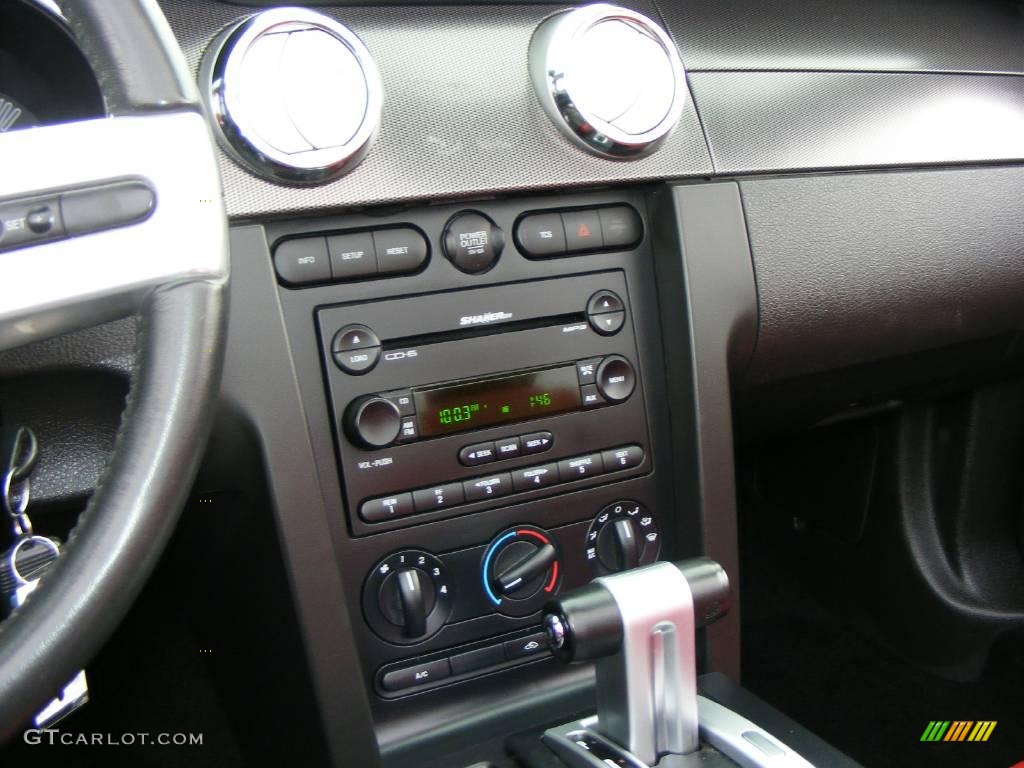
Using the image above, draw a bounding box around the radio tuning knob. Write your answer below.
[345,395,402,449]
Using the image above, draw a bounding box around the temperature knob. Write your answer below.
[482,526,562,617]
[363,550,454,644]
[585,501,660,574]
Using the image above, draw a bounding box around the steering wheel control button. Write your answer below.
[0,196,64,252]
[512,462,559,492]
[328,232,376,280]
[412,482,465,512]
[332,324,382,374]
[516,212,566,258]
[563,210,603,253]
[521,431,554,455]
[599,206,643,249]
[504,632,551,661]
[529,5,687,158]
[374,228,429,274]
[443,211,504,274]
[558,453,604,481]
[274,237,331,285]
[201,8,382,183]
[602,445,644,471]
[346,396,402,448]
[463,473,512,502]
[381,659,451,692]
[360,492,414,523]
[61,180,156,236]
[459,441,496,467]
[596,356,636,402]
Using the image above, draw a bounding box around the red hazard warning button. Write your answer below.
[562,209,604,253]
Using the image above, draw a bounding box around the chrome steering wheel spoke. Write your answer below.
[0,111,228,351]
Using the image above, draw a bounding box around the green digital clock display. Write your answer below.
[414,365,581,437]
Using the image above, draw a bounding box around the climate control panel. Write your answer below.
[362,501,660,696]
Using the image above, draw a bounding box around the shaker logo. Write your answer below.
[459,311,513,326]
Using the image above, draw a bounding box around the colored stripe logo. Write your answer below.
[920,721,996,742]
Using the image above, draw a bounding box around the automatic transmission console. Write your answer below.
[540,559,814,768]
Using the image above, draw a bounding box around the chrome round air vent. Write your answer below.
[200,8,382,184]
[529,4,686,159]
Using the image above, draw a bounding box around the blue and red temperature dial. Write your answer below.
[482,526,562,617]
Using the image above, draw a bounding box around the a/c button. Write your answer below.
[381,658,451,692]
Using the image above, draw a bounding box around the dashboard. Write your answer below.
[2,1,1024,766]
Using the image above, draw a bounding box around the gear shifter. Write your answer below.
[540,559,813,768]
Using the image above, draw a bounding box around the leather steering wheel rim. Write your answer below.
[0,0,227,738]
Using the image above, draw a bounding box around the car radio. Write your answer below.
[316,270,651,536]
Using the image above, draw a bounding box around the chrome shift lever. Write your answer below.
[543,558,730,765]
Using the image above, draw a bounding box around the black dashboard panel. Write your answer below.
[691,72,1024,173]
[657,0,1024,74]
[738,166,1024,384]
[158,0,713,218]
[252,187,693,762]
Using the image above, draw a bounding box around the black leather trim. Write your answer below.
[0,280,227,740]
[59,0,198,114]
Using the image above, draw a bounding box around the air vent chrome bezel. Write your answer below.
[529,4,687,159]
[200,7,382,185]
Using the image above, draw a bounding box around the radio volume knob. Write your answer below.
[345,396,402,449]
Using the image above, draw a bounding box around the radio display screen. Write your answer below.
[414,365,581,437]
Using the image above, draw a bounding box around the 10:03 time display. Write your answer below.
[438,403,479,424]
[415,365,582,438]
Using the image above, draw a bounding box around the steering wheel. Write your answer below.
[0,0,227,738]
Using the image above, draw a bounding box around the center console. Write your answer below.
[265,187,694,757]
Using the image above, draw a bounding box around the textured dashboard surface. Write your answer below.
[158,0,713,219]
[739,166,1024,384]
[691,72,1024,174]
[655,0,1024,74]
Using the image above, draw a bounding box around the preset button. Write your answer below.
[463,473,512,502]
[558,453,604,480]
[412,482,465,512]
[360,493,414,523]
[512,463,559,492]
